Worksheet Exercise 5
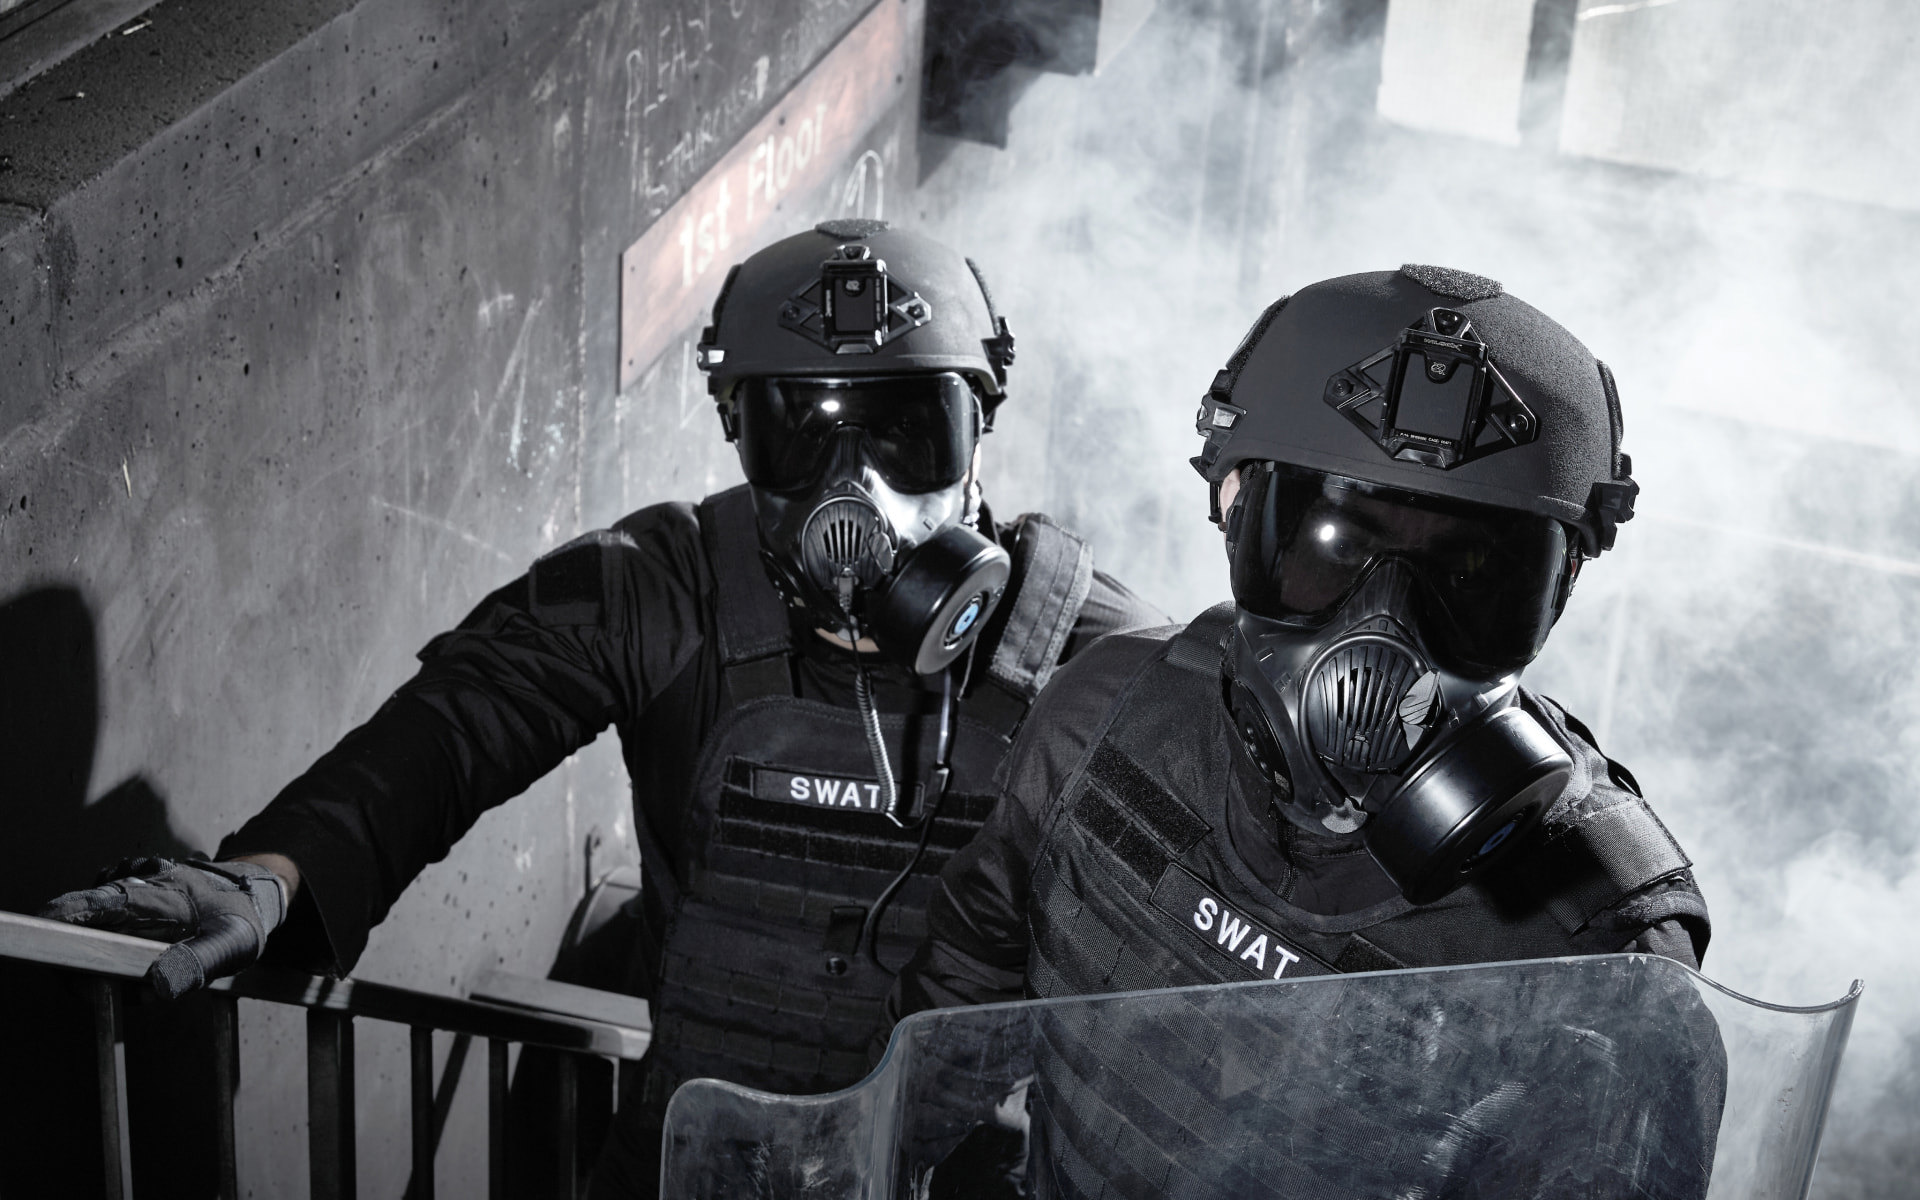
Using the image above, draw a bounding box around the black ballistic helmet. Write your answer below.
[697,219,1017,427]
[1193,266,1637,555]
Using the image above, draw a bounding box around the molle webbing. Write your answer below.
[658,720,1002,1101]
[1028,613,1492,1005]
[1028,619,1332,1000]
[697,486,795,700]
[647,902,890,1099]
[709,769,998,920]
[1071,740,1387,979]
[1067,605,1228,888]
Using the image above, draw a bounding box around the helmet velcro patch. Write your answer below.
[1400,264,1503,302]
[814,218,890,240]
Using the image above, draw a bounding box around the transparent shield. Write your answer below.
[660,955,1858,1200]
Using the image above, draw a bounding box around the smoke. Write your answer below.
[907,0,1920,1194]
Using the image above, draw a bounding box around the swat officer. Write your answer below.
[40,220,1163,1197]
[888,266,1717,1198]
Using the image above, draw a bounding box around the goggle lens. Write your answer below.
[736,374,977,494]
[1230,463,1571,677]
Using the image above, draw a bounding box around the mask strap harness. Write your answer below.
[847,618,961,975]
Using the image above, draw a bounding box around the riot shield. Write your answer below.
[660,954,1858,1200]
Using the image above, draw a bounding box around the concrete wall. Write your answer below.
[0,0,918,1191]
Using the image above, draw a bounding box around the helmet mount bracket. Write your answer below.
[1323,309,1539,471]
[777,244,934,354]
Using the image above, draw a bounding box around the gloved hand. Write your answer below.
[39,857,289,1000]
[927,1075,1032,1199]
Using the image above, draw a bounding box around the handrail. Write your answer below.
[470,967,652,1030]
[215,969,650,1059]
[0,908,650,1199]
[0,907,168,978]
[0,909,650,1057]
[0,906,648,1059]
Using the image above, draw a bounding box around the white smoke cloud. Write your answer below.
[912,1,1920,1194]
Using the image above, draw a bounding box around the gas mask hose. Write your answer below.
[861,664,958,974]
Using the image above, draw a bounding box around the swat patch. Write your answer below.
[1150,864,1320,980]
[728,759,893,813]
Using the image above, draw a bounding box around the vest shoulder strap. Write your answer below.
[695,485,794,700]
[985,513,1095,703]
[1526,799,1694,935]
[1512,696,1693,934]
[968,514,1096,735]
[1164,602,1236,675]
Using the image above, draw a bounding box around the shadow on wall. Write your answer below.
[0,585,223,1198]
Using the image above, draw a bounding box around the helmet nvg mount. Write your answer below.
[695,221,1018,679]
[698,219,1016,427]
[1193,264,1636,555]
[1198,266,1639,904]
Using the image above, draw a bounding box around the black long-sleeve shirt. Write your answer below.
[220,500,1164,974]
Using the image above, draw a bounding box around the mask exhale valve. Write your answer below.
[1233,621,1572,904]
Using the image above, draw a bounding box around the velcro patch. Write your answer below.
[1085,744,1209,852]
[1150,865,1327,980]
[530,531,623,624]
[1332,935,1406,974]
[1072,785,1170,883]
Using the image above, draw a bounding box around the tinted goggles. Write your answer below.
[1230,463,1574,677]
[736,374,979,494]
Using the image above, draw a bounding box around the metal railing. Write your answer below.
[0,909,652,1200]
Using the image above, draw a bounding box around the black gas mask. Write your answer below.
[738,371,1011,675]
[1225,462,1582,903]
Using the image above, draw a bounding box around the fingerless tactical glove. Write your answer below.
[40,857,288,1000]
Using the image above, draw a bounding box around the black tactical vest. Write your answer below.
[638,486,1096,1114]
[1024,605,1701,1198]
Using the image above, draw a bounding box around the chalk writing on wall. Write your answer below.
[618,0,916,391]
